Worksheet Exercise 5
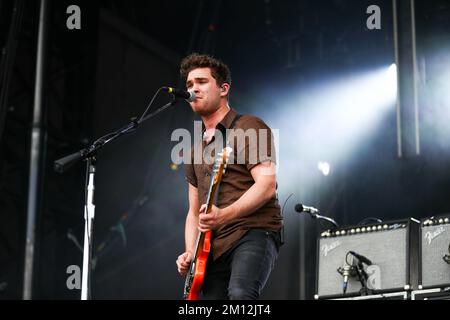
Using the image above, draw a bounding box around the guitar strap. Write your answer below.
[221,113,242,149]
[212,113,242,211]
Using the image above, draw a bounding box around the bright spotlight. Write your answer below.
[388,63,397,78]
[261,64,399,192]
[318,162,330,176]
[386,63,398,99]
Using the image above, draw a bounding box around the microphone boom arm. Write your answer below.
[54,96,177,173]
[310,212,339,228]
[295,203,339,228]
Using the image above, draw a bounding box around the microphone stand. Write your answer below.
[54,97,178,300]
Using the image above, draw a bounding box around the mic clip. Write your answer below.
[444,254,450,265]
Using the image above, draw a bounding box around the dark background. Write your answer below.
[1,0,450,299]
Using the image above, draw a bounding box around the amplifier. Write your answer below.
[419,214,450,289]
[315,218,419,299]
[411,287,450,300]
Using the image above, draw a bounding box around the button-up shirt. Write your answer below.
[185,108,283,260]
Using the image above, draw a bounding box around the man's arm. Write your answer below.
[185,183,200,253]
[198,161,276,232]
[176,183,200,276]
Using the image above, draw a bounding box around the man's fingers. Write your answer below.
[199,213,212,222]
[181,260,191,267]
[199,219,209,228]
[178,268,187,277]
[176,252,193,277]
[198,226,210,233]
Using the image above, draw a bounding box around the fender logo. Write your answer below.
[425,226,445,245]
[321,241,341,257]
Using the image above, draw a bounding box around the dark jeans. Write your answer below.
[201,229,280,300]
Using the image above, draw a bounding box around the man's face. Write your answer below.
[186,68,222,116]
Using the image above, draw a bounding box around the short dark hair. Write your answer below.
[180,53,231,87]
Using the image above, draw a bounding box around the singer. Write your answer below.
[175,53,283,299]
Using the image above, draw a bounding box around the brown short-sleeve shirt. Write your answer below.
[185,108,283,261]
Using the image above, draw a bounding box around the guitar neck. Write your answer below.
[191,171,220,259]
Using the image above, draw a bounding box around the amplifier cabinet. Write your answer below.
[419,214,450,289]
[315,218,419,299]
[332,291,408,300]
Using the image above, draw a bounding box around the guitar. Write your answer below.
[183,146,233,300]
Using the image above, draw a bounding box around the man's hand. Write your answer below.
[198,204,227,232]
[176,251,192,277]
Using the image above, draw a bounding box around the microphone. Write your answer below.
[349,251,372,265]
[294,203,319,214]
[342,264,351,294]
[162,86,196,102]
[338,255,358,294]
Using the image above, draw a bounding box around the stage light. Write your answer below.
[318,162,330,176]
[387,63,397,80]
[258,64,398,192]
[386,63,398,101]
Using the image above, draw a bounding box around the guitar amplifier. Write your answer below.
[332,291,408,300]
[419,214,450,289]
[315,218,420,299]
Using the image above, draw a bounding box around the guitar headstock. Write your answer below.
[212,147,233,185]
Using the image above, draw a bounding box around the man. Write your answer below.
[175,53,283,300]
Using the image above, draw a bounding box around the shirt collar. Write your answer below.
[201,107,238,132]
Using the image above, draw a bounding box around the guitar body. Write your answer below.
[186,231,211,300]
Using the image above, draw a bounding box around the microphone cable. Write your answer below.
[444,243,450,265]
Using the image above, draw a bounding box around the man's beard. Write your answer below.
[192,101,216,117]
